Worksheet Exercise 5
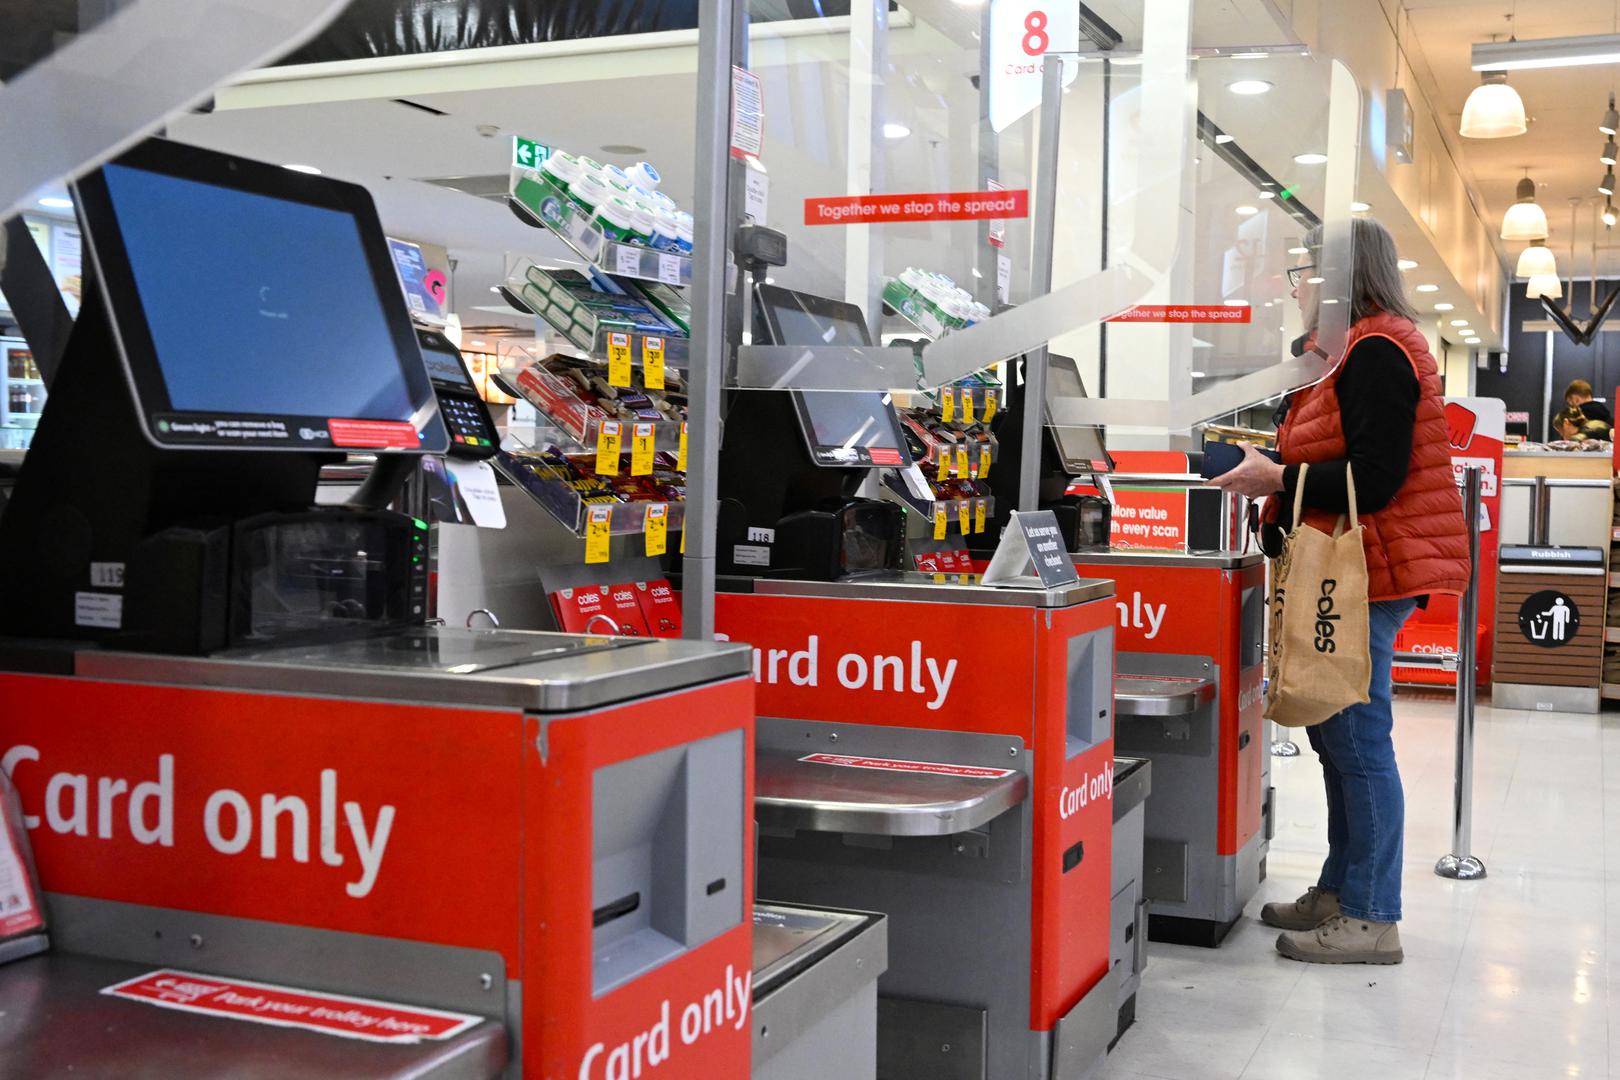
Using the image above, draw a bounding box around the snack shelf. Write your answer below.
[495,449,686,537]
[509,170,693,287]
[880,472,996,537]
[899,412,997,479]
[508,364,687,456]
[502,260,692,371]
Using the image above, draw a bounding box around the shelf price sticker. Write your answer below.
[983,389,998,423]
[961,391,976,424]
[657,253,683,285]
[643,335,666,390]
[933,505,948,541]
[975,499,987,534]
[607,332,633,387]
[979,444,992,478]
[941,387,956,423]
[955,446,970,479]
[958,500,971,534]
[596,420,622,476]
[614,245,642,277]
[677,422,688,472]
[645,502,669,557]
[936,450,950,481]
[630,423,656,475]
[585,505,613,564]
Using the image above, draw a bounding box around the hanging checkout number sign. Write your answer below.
[988,2,1081,132]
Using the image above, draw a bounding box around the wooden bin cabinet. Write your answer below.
[1496,570,1606,689]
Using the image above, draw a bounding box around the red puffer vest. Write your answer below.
[1271,311,1470,600]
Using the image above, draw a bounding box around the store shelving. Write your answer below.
[508,170,693,288]
[501,259,692,372]
[495,449,685,538]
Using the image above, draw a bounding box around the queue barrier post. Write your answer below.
[1435,465,1486,881]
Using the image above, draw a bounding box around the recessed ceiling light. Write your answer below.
[1416,283,1440,292]
[283,164,322,175]
[1464,336,1481,343]
[1191,370,1208,378]
[1306,276,1325,284]
[1435,302,1455,311]
[1350,201,1371,212]
[1224,299,1249,306]
[765,276,776,284]
[1287,245,1309,255]
[1293,152,1329,165]
[1397,259,1419,270]
[1236,205,1259,215]
[882,122,912,139]
[1450,319,1470,327]
[469,340,487,348]
[1322,298,1341,304]
[1229,52,1270,60]
[1228,79,1273,95]
[1259,191,1276,199]
[1214,133,1235,144]
[36,196,72,209]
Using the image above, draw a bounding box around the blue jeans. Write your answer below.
[1305,597,1418,923]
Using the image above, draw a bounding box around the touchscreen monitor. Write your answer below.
[76,140,449,453]
[1047,353,1114,474]
[754,284,910,469]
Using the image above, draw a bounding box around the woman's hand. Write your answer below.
[1207,443,1286,499]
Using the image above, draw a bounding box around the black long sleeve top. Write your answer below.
[1275,335,1419,526]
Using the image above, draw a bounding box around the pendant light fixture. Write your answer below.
[1517,241,1557,278]
[1463,7,1529,138]
[1606,200,1618,228]
[1605,139,1619,165]
[1604,92,1620,136]
[1527,274,1563,299]
[1602,169,1617,195]
[1501,170,1550,240]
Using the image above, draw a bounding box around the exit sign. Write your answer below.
[512,137,551,170]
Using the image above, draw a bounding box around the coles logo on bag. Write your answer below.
[1314,578,1340,654]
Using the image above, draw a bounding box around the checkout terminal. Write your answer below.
[0,140,787,1079]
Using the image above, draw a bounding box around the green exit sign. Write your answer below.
[512,137,551,170]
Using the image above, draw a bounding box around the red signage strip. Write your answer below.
[1106,305,1253,324]
[800,753,1015,780]
[101,969,483,1044]
[804,188,1029,227]
[327,418,421,449]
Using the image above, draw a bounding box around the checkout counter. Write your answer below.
[0,140,883,1079]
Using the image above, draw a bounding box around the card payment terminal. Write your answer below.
[417,328,499,458]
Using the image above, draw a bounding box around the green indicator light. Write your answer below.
[412,555,421,563]
[1278,188,1295,201]
[413,518,428,531]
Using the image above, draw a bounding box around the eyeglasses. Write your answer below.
[1286,263,1318,288]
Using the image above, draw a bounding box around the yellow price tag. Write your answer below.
[958,500,971,534]
[644,502,668,557]
[630,422,656,476]
[941,387,955,423]
[595,421,622,475]
[680,522,686,554]
[979,444,992,478]
[642,335,666,390]
[955,446,970,478]
[936,451,950,481]
[933,506,947,541]
[962,391,976,424]
[584,505,612,564]
[607,332,633,387]
[974,499,987,534]
[983,389,998,423]
[932,572,947,584]
[677,422,688,472]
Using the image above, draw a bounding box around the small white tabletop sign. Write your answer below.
[981,509,1080,589]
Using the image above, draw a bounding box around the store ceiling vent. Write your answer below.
[417,174,511,202]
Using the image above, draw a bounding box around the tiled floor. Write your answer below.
[1100,691,1617,1080]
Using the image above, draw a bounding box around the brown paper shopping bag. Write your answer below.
[1265,464,1372,727]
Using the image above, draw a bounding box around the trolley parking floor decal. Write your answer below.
[799,753,1015,780]
[100,969,483,1044]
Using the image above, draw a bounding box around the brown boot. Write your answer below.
[1259,886,1340,930]
[1276,913,1403,965]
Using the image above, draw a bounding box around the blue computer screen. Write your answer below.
[102,164,416,420]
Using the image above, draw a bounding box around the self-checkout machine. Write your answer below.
[0,139,764,1079]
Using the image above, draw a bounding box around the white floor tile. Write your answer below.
[1239,1031,1431,1080]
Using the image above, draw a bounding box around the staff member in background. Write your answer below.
[1210,218,1469,966]
[1563,379,1612,427]
[1551,405,1611,443]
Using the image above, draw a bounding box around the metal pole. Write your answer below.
[1436,466,1486,881]
[1018,58,1064,513]
[1529,474,1550,546]
[681,0,740,640]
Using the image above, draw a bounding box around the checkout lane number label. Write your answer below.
[799,753,1015,780]
[100,969,483,1045]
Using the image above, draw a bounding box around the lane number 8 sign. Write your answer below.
[989,2,1081,132]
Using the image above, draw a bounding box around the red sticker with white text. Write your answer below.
[805,188,1029,226]
[100,969,483,1044]
[326,418,421,449]
[799,753,1015,780]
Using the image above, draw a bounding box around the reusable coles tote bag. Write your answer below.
[1265,464,1372,727]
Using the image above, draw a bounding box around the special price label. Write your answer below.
[630,423,656,476]
[607,333,633,387]
[643,336,666,390]
[585,505,612,564]
[596,421,623,476]
[645,503,669,557]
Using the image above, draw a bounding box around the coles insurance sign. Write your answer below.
[990,2,1081,132]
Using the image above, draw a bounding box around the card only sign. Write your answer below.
[982,509,1080,588]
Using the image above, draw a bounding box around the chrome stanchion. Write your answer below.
[1436,466,1486,881]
